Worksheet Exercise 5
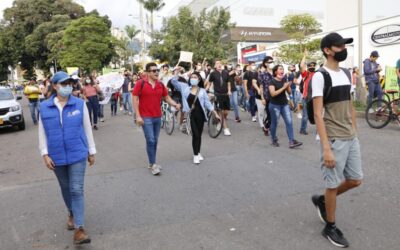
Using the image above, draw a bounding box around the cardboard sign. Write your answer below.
[179,51,193,63]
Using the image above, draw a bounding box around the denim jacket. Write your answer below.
[363,59,379,83]
[171,77,214,120]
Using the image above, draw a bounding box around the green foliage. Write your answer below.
[149,7,234,66]
[139,0,165,33]
[58,15,115,73]
[278,14,323,65]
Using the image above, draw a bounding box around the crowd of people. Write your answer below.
[34,31,400,247]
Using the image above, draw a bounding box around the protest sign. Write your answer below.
[97,73,124,105]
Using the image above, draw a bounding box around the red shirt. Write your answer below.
[132,79,168,118]
[302,71,315,99]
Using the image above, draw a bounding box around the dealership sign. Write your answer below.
[371,24,400,46]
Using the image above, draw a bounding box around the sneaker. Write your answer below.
[150,164,161,175]
[100,118,105,122]
[223,128,231,136]
[93,125,98,130]
[120,107,123,111]
[193,155,200,164]
[67,214,74,231]
[311,195,327,224]
[73,227,91,245]
[299,130,308,135]
[240,107,246,112]
[297,113,302,119]
[322,225,350,248]
[129,112,132,116]
[252,116,257,122]
[289,140,303,148]
[271,140,279,147]
[198,153,204,161]
[235,117,241,123]
[368,108,374,114]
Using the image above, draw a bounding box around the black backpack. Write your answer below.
[306,67,351,125]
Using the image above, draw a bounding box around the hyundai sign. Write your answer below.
[371,24,400,47]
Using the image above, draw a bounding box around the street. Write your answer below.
[0,100,399,250]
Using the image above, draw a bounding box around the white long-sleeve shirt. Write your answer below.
[38,97,97,156]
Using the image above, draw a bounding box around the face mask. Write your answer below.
[58,85,72,97]
[251,66,257,71]
[86,79,91,84]
[269,63,275,69]
[308,68,315,73]
[333,48,348,62]
[190,79,199,86]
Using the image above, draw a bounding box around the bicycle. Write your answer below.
[365,90,400,129]
[207,93,224,138]
[161,101,175,135]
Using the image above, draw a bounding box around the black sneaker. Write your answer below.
[311,195,327,223]
[289,140,303,148]
[322,225,350,248]
[271,139,279,147]
[299,130,308,135]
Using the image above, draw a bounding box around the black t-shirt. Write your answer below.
[72,82,81,92]
[122,76,131,93]
[228,71,237,92]
[243,71,258,91]
[269,78,288,105]
[167,76,186,100]
[209,70,230,94]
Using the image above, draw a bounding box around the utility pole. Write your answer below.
[139,1,146,70]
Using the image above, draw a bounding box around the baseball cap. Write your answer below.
[371,51,380,57]
[320,32,353,52]
[51,71,73,84]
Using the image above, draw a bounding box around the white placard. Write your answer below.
[179,51,193,63]
[97,73,125,104]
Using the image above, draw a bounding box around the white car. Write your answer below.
[0,86,25,130]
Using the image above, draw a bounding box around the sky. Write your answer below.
[0,0,399,31]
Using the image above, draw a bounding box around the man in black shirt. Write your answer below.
[228,65,241,122]
[206,60,232,136]
[243,61,259,122]
[122,70,133,115]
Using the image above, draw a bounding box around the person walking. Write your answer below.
[82,76,101,130]
[311,32,362,248]
[268,65,303,148]
[299,49,316,135]
[259,56,274,136]
[23,77,40,125]
[38,71,96,245]
[243,61,258,122]
[132,62,181,175]
[228,65,241,122]
[122,70,133,115]
[171,69,220,164]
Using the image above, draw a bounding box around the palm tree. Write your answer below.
[125,25,141,71]
[138,0,165,35]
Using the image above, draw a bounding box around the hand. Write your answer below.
[228,91,232,96]
[284,82,291,89]
[43,155,55,170]
[88,155,95,166]
[214,112,221,121]
[261,99,266,106]
[175,104,181,111]
[136,116,144,126]
[323,148,336,168]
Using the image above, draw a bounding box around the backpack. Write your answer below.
[306,67,351,125]
[299,72,309,94]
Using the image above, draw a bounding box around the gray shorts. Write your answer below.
[319,138,363,189]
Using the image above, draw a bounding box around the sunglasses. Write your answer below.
[149,69,160,73]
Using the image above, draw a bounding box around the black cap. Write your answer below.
[371,51,380,57]
[307,62,316,67]
[320,32,353,52]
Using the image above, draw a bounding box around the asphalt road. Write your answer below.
[0,100,399,250]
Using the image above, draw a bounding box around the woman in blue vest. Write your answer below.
[38,71,96,245]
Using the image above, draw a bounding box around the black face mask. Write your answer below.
[333,48,348,62]
[308,68,315,73]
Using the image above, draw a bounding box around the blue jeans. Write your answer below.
[142,117,162,165]
[123,93,133,113]
[367,80,382,106]
[230,90,240,119]
[54,160,87,228]
[86,96,99,125]
[290,88,297,108]
[29,101,39,123]
[237,85,246,108]
[300,98,308,132]
[269,103,295,142]
[98,104,104,118]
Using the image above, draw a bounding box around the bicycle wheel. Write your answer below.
[164,108,175,135]
[365,99,391,129]
[208,111,223,138]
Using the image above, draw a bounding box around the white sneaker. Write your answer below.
[223,128,231,136]
[120,107,123,111]
[297,113,302,119]
[100,118,105,122]
[368,108,374,114]
[129,112,132,116]
[193,155,200,164]
[150,164,161,175]
[198,153,204,161]
[252,116,257,122]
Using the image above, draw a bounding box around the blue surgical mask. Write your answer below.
[191,79,199,86]
[58,85,72,97]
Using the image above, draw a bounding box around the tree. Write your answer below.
[277,14,322,64]
[58,15,115,73]
[138,0,165,34]
[0,25,17,81]
[125,25,141,71]
[149,7,234,66]
[2,0,85,77]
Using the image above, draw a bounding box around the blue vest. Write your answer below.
[40,95,88,166]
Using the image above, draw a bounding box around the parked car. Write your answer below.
[0,86,25,130]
